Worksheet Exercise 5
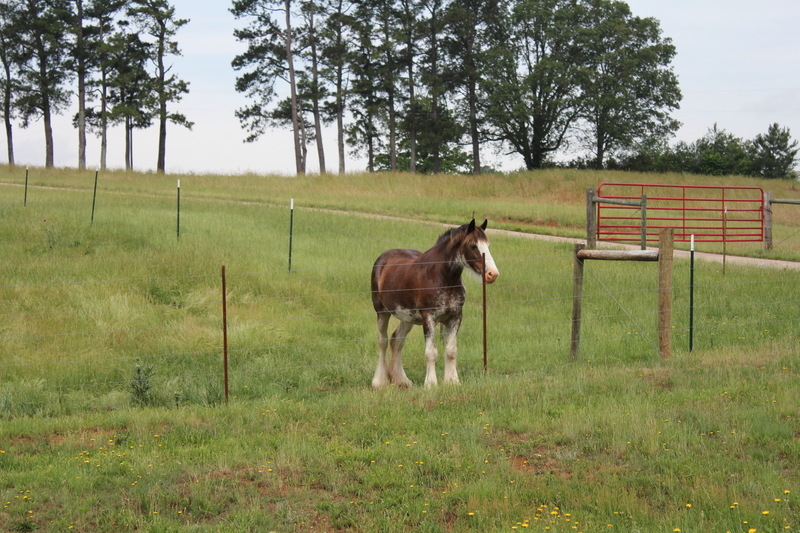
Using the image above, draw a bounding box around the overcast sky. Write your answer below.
[8,0,800,175]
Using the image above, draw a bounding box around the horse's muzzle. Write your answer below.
[484,269,499,284]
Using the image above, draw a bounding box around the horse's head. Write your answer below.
[452,219,500,284]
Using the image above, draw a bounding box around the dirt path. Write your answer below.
[5,180,798,271]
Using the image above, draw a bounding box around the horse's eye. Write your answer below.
[470,244,479,251]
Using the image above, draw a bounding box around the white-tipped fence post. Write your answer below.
[288,198,295,271]
[177,179,181,240]
[689,234,695,352]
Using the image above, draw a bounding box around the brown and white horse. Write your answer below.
[370,219,499,389]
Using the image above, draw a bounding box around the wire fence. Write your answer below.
[2,247,799,417]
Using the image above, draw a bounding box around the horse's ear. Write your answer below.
[468,219,476,233]
[480,219,488,230]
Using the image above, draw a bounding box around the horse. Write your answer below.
[370,219,499,389]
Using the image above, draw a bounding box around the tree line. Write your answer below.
[596,123,799,180]
[3,1,797,178]
[231,0,684,175]
[0,0,191,172]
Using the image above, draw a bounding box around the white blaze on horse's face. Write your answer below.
[459,236,499,284]
[477,240,499,284]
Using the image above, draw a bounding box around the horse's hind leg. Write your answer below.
[388,320,414,388]
[371,313,391,389]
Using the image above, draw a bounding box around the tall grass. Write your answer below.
[1,167,798,532]
[5,164,800,257]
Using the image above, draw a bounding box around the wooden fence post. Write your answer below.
[586,189,597,249]
[570,243,585,362]
[657,229,673,360]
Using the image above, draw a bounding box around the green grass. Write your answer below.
[1,166,798,532]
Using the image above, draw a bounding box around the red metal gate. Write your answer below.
[596,183,764,244]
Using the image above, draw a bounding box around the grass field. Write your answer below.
[1,165,798,532]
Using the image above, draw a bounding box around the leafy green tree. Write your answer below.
[346,0,386,172]
[482,0,584,170]
[129,0,192,173]
[416,0,452,174]
[750,123,799,179]
[14,0,73,168]
[692,124,751,176]
[443,0,501,174]
[396,0,422,172]
[577,0,681,169]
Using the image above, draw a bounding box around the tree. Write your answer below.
[104,25,154,170]
[416,0,451,174]
[0,2,25,165]
[692,124,751,176]
[298,0,327,173]
[482,0,584,170]
[396,0,422,172]
[346,0,386,173]
[231,0,305,174]
[750,123,799,179]
[80,0,125,170]
[576,0,681,169]
[129,0,192,173]
[444,0,501,174]
[14,0,73,168]
[70,0,89,169]
[318,0,353,174]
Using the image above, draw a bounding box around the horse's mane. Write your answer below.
[434,223,476,247]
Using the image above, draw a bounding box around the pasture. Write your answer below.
[1,166,798,532]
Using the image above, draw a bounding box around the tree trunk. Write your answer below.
[336,65,345,174]
[595,121,606,169]
[125,110,132,171]
[285,0,304,175]
[100,77,108,170]
[307,7,325,174]
[156,26,167,173]
[405,27,416,173]
[34,30,55,168]
[75,0,87,170]
[334,0,346,174]
[2,62,12,165]
[426,2,442,174]
[468,77,480,174]
[42,87,54,168]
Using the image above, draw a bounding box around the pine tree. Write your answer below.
[751,123,799,179]
[14,0,73,168]
[129,0,192,173]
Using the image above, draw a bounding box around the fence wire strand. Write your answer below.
[3,252,799,408]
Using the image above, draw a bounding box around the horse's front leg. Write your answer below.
[442,316,462,384]
[372,312,391,389]
[422,315,439,388]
